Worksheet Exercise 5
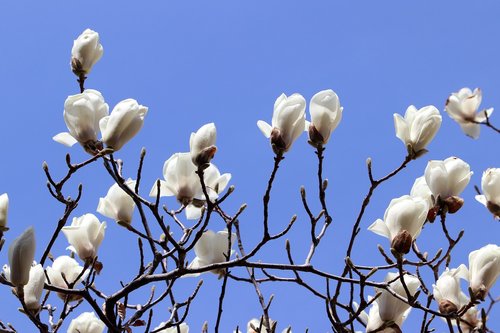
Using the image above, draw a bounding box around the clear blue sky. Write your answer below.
[0,1,499,332]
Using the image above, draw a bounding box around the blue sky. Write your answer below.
[0,1,499,332]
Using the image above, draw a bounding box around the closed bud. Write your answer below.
[425,157,472,200]
[8,227,36,287]
[468,244,500,301]
[190,123,217,166]
[70,29,104,76]
[0,193,9,231]
[391,230,412,254]
[308,89,342,146]
[476,168,500,219]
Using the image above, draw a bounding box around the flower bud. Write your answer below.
[468,244,500,300]
[68,312,105,333]
[190,123,217,166]
[391,230,413,255]
[424,157,472,200]
[71,29,103,76]
[8,227,36,287]
[308,89,342,146]
[443,196,464,214]
[0,193,9,231]
[438,300,458,314]
[62,214,106,261]
[476,168,500,219]
[100,99,148,151]
[97,179,136,224]
[433,265,468,314]
[375,273,420,323]
[24,264,45,312]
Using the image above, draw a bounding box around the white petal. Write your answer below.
[53,132,78,147]
[257,120,272,138]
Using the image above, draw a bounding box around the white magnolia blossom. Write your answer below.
[475,168,500,219]
[8,227,36,287]
[257,93,306,153]
[3,263,45,311]
[445,87,494,139]
[99,99,148,151]
[188,230,236,276]
[394,105,442,154]
[424,157,472,200]
[46,256,88,296]
[432,265,468,312]
[456,292,481,332]
[410,176,433,210]
[375,272,420,323]
[150,153,231,220]
[467,244,500,299]
[307,89,342,145]
[0,193,8,230]
[68,312,105,333]
[368,195,428,253]
[233,318,290,333]
[356,298,411,333]
[62,214,106,261]
[190,123,217,166]
[53,90,109,149]
[97,179,136,224]
[71,29,104,75]
[153,323,189,333]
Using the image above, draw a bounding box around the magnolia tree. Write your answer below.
[0,29,500,333]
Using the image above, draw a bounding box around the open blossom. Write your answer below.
[68,312,105,333]
[445,88,494,139]
[357,298,411,333]
[368,195,428,254]
[425,157,472,200]
[8,227,36,287]
[97,179,136,224]
[46,256,87,300]
[257,93,306,154]
[190,123,217,166]
[53,90,109,151]
[149,153,231,220]
[307,89,342,146]
[188,230,236,277]
[99,99,148,151]
[375,273,420,323]
[71,29,103,76]
[153,323,189,333]
[62,214,106,261]
[467,244,500,300]
[0,193,8,230]
[394,105,442,155]
[433,265,468,313]
[475,168,500,219]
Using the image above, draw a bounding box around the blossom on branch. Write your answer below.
[432,265,468,314]
[97,179,137,224]
[257,93,306,154]
[71,29,104,76]
[8,227,36,287]
[307,89,342,147]
[68,312,105,333]
[153,323,189,333]
[357,298,411,333]
[0,193,8,231]
[445,87,493,139]
[62,213,106,261]
[3,263,45,312]
[467,244,500,300]
[475,168,500,219]
[190,123,217,167]
[46,256,88,300]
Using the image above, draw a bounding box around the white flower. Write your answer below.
[97,179,136,224]
[68,312,105,333]
[62,214,106,261]
[153,322,189,333]
[8,227,36,287]
[410,176,433,210]
[99,99,148,151]
[188,230,236,276]
[375,272,420,323]
[190,123,217,166]
[257,93,306,154]
[475,168,500,219]
[2,262,45,311]
[467,244,500,300]
[368,195,428,253]
[445,88,494,139]
[394,105,442,154]
[0,193,9,231]
[233,318,287,333]
[149,153,231,220]
[307,89,342,146]
[53,90,109,150]
[432,265,468,313]
[424,157,472,200]
[71,29,104,75]
[358,299,410,333]
[46,256,87,299]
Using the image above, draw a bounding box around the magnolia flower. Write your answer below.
[46,256,88,299]
[233,318,287,333]
[8,227,36,287]
[456,292,481,332]
[375,272,420,323]
[368,195,428,254]
[71,29,104,76]
[97,179,136,224]
[153,323,189,333]
[257,93,306,154]
[433,265,468,313]
[357,299,411,333]
[410,176,433,210]
[0,193,8,231]
[53,90,109,151]
[394,105,442,155]
[62,214,106,261]
[99,99,148,151]
[68,312,105,333]
[188,230,236,277]
[467,244,500,300]
[475,168,500,219]
[190,123,217,166]
[307,89,342,146]
[149,153,231,220]
[445,88,494,139]
[3,263,45,311]
[424,157,472,203]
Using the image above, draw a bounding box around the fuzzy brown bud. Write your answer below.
[391,230,413,254]
[308,123,324,148]
[438,299,458,314]
[444,196,464,214]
